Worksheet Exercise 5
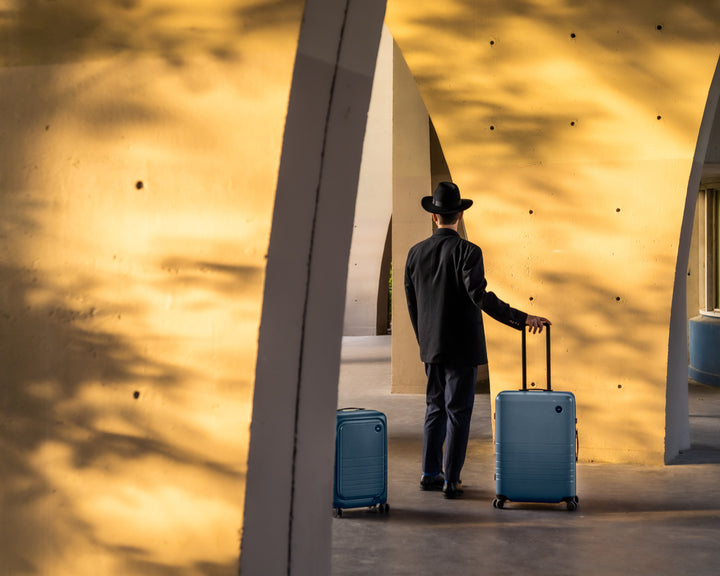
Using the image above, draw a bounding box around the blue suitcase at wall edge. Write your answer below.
[493,325,579,511]
[333,408,389,518]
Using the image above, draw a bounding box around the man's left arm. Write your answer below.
[480,290,527,330]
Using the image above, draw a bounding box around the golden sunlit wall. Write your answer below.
[0,1,304,574]
[386,1,720,464]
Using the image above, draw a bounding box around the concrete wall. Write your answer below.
[343,26,394,337]
[386,1,720,464]
[390,37,434,394]
[5,0,720,573]
[0,1,304,574]
[240,1,386,574]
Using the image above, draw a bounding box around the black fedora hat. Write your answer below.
[421,182,473,214]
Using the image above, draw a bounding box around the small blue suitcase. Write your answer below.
[333,408,389,517]
[493,325,578,511]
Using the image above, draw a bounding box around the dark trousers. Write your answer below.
[422,363,477,483]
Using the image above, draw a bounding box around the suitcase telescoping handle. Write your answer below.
[521,322,551,391]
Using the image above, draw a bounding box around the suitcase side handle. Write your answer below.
[521,323,551,391]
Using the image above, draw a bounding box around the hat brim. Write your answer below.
[421,196,473,214]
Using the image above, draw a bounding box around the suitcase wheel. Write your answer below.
[492,497,506,509]
[371,502,390,515]
[333,503,389,518]
[565,496,579,511]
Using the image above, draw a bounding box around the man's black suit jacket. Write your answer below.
[404,228,527,366]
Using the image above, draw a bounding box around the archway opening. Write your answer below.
[667,54,720,463]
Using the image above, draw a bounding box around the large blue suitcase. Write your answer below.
[493,325,578,511]
[333,408,389,517]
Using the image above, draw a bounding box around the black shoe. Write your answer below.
[420,473,445,491]
[443,481,464,499]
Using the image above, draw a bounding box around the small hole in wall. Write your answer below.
[570,121,576,126]
[136,181,144,190]
[656,24,663,31]
[529,296,534,301]
[490,125,495,131]
[133,391,140,399]
[570,33,576,38]
[490,40,495,46]
[529,209,534,214]
[616,296,621,302]
[657,115,662,120]
[616,208,621,212]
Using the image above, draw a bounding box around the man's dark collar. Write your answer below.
[434,227,460,237]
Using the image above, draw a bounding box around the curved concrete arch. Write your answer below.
[667,54,720,461]
[240,0,386,574]
[342,25,394,337]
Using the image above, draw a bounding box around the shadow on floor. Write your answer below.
[332,337,720,576]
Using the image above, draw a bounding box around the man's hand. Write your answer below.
[526,315,551,334]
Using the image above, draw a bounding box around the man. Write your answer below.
[404,181,550,499]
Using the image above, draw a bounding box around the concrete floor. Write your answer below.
[332,335,720,576]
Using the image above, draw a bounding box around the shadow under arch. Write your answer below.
[239,0,386,574]
[666,54,720,463]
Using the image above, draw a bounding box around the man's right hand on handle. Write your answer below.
[526,315,551,334]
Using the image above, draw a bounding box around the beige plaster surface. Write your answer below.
[343,26,394,337]
[391,37,435,396]
[0,1,304,573]
[386,0,720,464]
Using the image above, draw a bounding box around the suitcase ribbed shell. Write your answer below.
[495,390,576,505]
[333,409,388,511]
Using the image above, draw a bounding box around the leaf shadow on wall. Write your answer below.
[0,0,302,574]
[390,0,720,467]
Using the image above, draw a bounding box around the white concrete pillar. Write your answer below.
[240,0,386,573]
